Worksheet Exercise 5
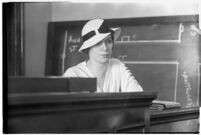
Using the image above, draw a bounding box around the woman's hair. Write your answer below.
[111,34,114,41]
[82,48,89,54]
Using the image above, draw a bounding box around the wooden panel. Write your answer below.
[8,77,96,93]
[150,119,199,133]
[150,107,199,133]
[3,3,25,76]
[7,92,156,133]
[8,107,146,133]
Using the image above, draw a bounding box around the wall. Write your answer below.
[24,2,199,76]
[52,2,199,21]
[24,3,52,76]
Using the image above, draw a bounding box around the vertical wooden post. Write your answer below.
[4,3,25,76]
[144,108,150,132]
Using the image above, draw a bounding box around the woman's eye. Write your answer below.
[96,41,103,46]
[106,39,112,44]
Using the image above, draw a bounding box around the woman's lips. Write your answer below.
[100,53,109,57]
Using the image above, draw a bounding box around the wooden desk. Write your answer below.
[6,92,156,133]
[150,107,200,133]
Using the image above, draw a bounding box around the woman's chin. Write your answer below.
[99,58,109,64]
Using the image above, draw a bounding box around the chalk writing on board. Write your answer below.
[178,23,184,42]
[132,34,137,39]
[181,71,195,107]
[121,36,130,42]
[190,25,201,36]
[61,30,68,74]
[69,45,79,53]
[68,35,81,44]
[67,35,81,53]
[151,24,159,28]
[115,23,184,44]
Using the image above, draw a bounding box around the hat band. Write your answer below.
[82,22,113,42]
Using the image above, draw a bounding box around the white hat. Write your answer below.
[79,19,121,53]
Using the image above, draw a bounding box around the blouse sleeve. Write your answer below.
[63,68,78,77]
[120,63,143,92]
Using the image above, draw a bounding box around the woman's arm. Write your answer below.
[120,63,143,92]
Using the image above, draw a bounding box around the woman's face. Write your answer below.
[88,35,113,64]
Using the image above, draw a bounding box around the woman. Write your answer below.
[63,19,143,93]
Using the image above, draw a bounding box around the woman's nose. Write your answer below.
[101,42,108,50]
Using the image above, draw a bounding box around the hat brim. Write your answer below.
[79,27,121,53]
[111,28,121,40]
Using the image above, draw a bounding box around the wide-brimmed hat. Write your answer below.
[79,19,121,53]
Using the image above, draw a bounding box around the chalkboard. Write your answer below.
[46,15,200,107]
[126,62,178,101]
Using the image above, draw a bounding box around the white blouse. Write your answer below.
[63,58,143,93]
